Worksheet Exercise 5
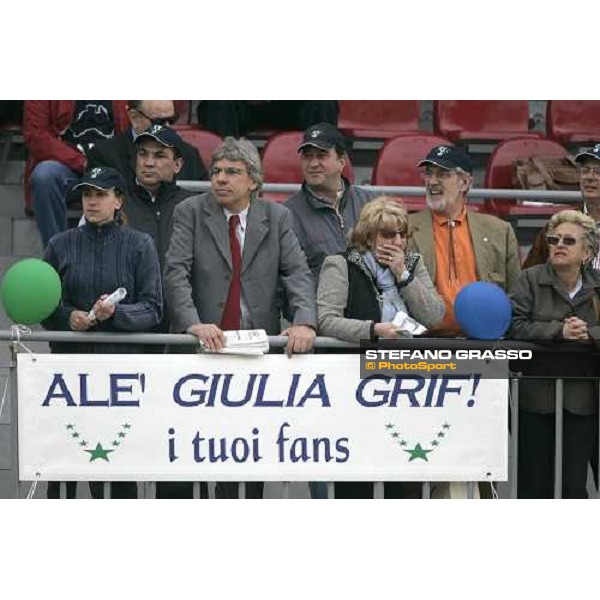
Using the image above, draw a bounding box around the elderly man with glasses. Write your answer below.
[87,100,207,187]
[408,145,521,338]
[407,144,521,499]
[524,144,600,269]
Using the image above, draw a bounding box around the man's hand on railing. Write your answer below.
[187,323,226,352]
[280,325,316,357]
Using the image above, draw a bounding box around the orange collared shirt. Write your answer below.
[431,206,478,335]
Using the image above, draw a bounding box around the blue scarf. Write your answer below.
[362,251,407,322]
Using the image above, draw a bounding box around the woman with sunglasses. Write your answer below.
[509,209,600,498]
[317,196,444,344]
[317,196,444,499]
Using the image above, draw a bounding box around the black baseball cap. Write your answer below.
[298,122,347,153]
[418,145,473,174]
[135,123,184,153]
[71,167,127,196]
[574,143,600,163]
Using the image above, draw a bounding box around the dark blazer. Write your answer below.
[509,263,600,415]
[163,193,316,334]
[86,128,208,187]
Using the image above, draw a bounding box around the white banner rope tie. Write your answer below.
[26,473,41,500]
[10,325,36,361]
[0,376,8,421]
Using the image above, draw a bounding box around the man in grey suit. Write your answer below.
[163,137,317,498]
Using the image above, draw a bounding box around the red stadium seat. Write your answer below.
[338,101,421,139]
[261,132,353,202]
[175,127,223,171]
[434,101,541,143]
[484,136,569,218]
[173,100,192,125]
[547,100,600,144]
[370,133,484,212]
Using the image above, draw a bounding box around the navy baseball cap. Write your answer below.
[71,167,127,196]
[135,124,184,153]
[298,122,347,153]
[574,143,600,163]
[418,145,473,174]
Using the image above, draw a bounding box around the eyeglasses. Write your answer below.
[210,166,248,178]
[579,166,600,177]
[421,169,456,181]
[546,234,579,247]
[379,229,406,240]
[135,107,178,126]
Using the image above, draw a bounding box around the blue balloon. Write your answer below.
[454,282,512,339]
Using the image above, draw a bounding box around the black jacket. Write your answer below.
[124,180,195,270]
[86,128,208,187]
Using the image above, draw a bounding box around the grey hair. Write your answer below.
[211,137,263,201]
[548,209,599,260]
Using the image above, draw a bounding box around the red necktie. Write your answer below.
[220,214,242,330]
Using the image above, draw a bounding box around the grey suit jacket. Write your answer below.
[408,209,521,292]
[163,193,316,334]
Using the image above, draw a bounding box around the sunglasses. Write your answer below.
[546,234,579,247]
[379,229,406,240]
[135,107,179,126]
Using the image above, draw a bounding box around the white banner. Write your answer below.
[17,353,508,481]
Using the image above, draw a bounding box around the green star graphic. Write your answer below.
[123,423,131,429]
[71,432,80,438]
[85,443,114,462]
[404,444,432,462]
[385,423,394,430]
[66,424,74,430]
[399,440,407,446]
[437,432,445,438]
[391,432,400,438]
[112,440,120,447]
[79,440,88,447]
[443,423,450,429]
[431,440,439,446]
[118,432,126,438]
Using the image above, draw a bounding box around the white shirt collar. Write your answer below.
[223,206,249,231]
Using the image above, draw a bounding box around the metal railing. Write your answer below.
[177,181,583,204]
[2,331,598,500]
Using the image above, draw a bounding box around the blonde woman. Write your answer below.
[318,196,444,343]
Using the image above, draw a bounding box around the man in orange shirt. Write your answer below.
[408,145,520,498]
[409,145,520,336]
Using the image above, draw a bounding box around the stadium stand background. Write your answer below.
[0,99,586,498]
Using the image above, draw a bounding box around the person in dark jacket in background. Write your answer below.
[42,166,163,500]
[87,100,207,187]
[285,122,375,283]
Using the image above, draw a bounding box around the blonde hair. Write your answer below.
[348,196,409,252]
[547,209,598,259]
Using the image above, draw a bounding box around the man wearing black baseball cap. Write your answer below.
[524,143,600,268]
[285,122,375,283]
[409,144,520,337]
[125,124,196,269]
[87,100,207,185]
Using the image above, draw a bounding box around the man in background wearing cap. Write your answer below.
[409,144,520,338]
[524,143,600,268]
[285,122,375,283]
[87,100,207,186]
[126,124,195,269]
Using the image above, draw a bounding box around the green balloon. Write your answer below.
[0,258,62,324]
